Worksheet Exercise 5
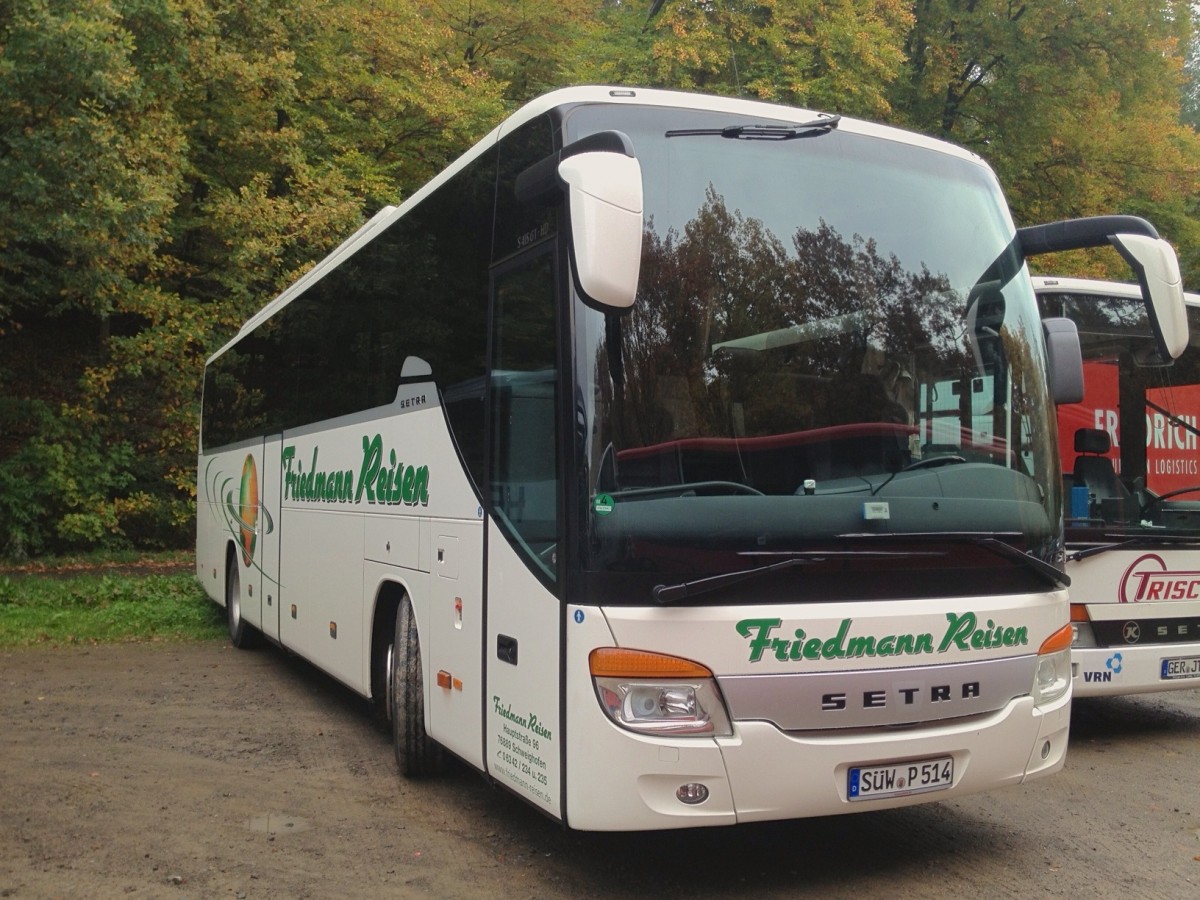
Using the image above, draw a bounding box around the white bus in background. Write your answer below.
[1033,276,1200,697]
[197,86,1187,831]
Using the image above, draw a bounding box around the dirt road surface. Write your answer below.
[2,641,1198,899]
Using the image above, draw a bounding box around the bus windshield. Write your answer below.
[568,104,1060,603]
[1036,281,1200,541]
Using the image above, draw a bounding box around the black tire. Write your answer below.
[226,560,261,650]
[390,598,444,776]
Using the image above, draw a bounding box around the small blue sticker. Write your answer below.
[1106,652,1123,675]
[574,609,585,624]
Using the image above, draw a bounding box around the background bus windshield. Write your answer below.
[568,104,1060,603]
[1038,287,1200,536]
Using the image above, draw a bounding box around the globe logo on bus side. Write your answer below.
[238,454,259,566]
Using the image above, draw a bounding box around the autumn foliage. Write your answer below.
[2,0,1198,556]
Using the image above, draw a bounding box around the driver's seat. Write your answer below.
[1072,428,1128,503]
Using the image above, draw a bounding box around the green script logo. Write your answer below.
[735,612,1029,663]
[282,433,430,506]
[492,696,553,741]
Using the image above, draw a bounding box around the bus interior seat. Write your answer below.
[1073,427,1129,505]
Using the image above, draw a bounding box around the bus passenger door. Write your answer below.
[483,251,564,818]
[258,435,282,642]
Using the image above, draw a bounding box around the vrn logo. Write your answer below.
[1083,652,1123,683]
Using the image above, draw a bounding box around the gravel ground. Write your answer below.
[2,640,1198,899]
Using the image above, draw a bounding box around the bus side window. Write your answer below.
[490,252,559,581]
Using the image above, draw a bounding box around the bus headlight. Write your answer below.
[590,648,733,737]
[1032,624,1073,706]
[1069,604,1097,648]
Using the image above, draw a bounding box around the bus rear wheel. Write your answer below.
[389,598,444,776]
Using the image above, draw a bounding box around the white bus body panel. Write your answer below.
[259,436,282,642]
[564,592,1070,831]
[197,442,268,612]
[485,520,563,818]
[275,398,482,690]
[277,504,365,689]
[425,517,485,769]
[1069,550,1200,696]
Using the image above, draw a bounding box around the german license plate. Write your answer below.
[1161,656,1200,680]
[848,756,953,802]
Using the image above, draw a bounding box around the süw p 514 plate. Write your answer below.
[848,756,954,801]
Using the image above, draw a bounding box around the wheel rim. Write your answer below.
[385,642,396,724]
[228,568,241,628]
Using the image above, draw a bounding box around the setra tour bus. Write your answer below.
[197,86,1188,831]
[1033,276,1200,697]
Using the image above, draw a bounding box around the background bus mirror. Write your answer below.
[1043,317,1084,404]
[1109,232,1188,361]
[558,152,644,311]
[1017,214,1188,361]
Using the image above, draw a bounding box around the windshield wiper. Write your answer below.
[837,531,1071,590]
[652,533,1069,604]
[651,549,929,605]
[665,116,841,141]
[1068,534,1200,562]
[974,536,1070,588]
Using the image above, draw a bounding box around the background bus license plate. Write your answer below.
[848,756,953,801]
[1161,656,1200,680]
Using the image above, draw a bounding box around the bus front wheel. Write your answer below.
[389,598,444,776]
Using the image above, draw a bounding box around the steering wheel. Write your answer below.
[1140,484,1200,518]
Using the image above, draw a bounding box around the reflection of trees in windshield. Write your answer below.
[603,187,969,452]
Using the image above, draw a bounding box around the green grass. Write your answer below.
[0,552,226,646]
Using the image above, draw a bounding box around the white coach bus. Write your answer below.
[197,86,1187,831]
[1033,276,1200,697]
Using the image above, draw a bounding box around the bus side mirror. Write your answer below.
[515,131,644,311]
[1043,317,1084,405]
[1109,232,1188,361]
[558,153,643,311]
[1018,215,1188,361]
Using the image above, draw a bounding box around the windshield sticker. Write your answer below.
[736,612,1029,663]
[593,493,615,516]
[282,434,429,507]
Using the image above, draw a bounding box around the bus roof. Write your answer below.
[1031,274,1200,308]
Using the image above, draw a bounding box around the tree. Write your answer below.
[893,0,1200,281]
[0,0,184,325]
[568,0,913,119]
[0,0,188,555]
[4,0,1200,558]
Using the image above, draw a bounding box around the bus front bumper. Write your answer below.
[565,692,1069,831]
[1072,642,1200,697]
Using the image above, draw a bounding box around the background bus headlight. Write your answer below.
[1069,604,1097,648]
[590,648,733,737]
